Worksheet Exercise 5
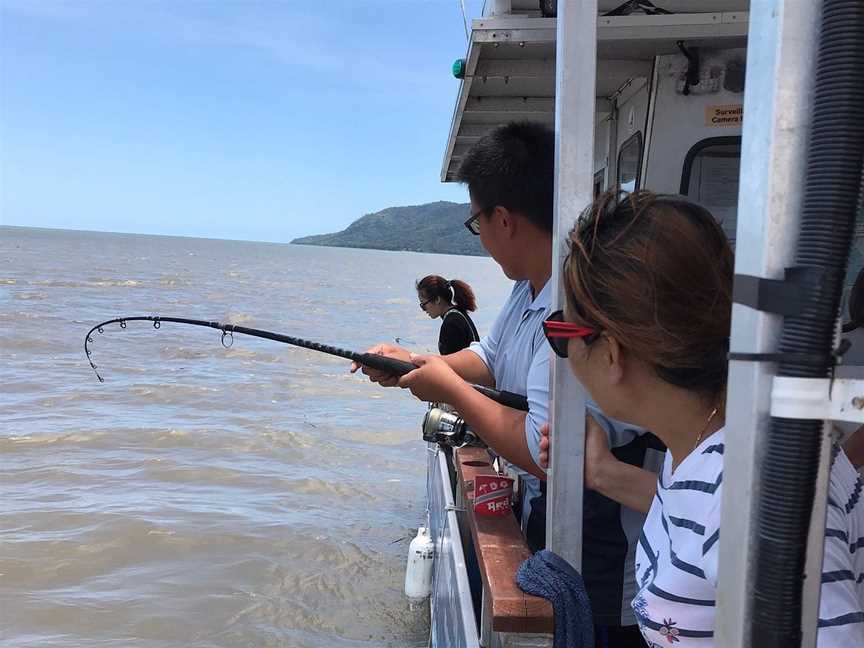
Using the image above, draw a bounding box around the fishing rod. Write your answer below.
[83,316,529,412]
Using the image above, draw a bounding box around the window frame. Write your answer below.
[616,131,644,193]
[593,169,606,198]
[679,135,743,196]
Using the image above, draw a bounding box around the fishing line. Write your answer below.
[84,316,529,411]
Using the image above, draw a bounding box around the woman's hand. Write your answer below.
[397,353,462,403]
[537,415,615,491]
[584,414,615,492]
[349,343,412,387]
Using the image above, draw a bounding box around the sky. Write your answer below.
[0,0,479,242]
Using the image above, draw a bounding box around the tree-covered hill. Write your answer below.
[291,201,487,256]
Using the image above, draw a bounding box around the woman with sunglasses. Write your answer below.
[541,191,864,646]
[416,275,480,355]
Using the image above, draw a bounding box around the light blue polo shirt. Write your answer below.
[467,279,654,528]
[468,279,551,524]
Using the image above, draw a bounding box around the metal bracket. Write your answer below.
[770,377,864,423]
[733,266,834,317]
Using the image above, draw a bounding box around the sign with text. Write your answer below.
[706,104,743,127]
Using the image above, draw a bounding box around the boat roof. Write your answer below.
[441,1,749,182]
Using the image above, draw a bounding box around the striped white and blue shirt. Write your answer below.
[633,428,864,647]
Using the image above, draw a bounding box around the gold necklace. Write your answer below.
[694,405,720,452]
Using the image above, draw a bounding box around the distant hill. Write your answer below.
[291,201,487,256]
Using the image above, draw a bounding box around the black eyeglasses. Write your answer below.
[542,310,600,358]
[464,207,485,236]
[419,297,434,310]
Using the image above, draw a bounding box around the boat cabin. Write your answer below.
[426,1,861,647]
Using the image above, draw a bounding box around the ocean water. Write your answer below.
[0,226,511,648]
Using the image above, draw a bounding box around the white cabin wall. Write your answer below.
[642,49,746,194]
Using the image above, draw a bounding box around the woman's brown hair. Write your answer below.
[564,190,733,396]
[417,275,477,312]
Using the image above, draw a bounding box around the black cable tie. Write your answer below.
[729,339,851,368]
[732,266,834,317]
[728,351,831,366]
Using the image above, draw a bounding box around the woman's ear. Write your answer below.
[604,336,626,385]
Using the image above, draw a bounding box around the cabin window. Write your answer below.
[617,132,642,194]
[594,169,605,198]
[680,137,742,244]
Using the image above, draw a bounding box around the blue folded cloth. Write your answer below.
[516,549,594,648]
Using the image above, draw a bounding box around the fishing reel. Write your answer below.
[422,403,485,448]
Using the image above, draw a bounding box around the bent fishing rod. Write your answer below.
[83,316,529,412]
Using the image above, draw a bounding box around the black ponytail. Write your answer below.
[416,275,478,312]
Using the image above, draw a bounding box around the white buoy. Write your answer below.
[404,526,434,602]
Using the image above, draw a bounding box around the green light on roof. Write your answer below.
[452,59,466,79]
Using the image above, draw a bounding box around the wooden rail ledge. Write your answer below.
[455,445,554,635]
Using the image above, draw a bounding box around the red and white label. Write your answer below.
[472,475,514,517]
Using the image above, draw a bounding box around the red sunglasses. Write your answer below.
[542,310,600,358]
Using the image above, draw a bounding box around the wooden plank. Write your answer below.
[455,446,554,635]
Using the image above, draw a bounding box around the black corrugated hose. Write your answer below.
[751,1,864,645]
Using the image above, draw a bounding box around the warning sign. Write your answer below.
[706,105,743,127]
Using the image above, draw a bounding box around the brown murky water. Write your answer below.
[0,227,509,648]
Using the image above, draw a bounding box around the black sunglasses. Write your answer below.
[542,310,600,358]
[464,207,485,236]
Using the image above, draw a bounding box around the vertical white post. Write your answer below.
[489,0,512,17]
[546,0,597,568]
[715,1,822,646]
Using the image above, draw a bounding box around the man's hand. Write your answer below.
[349,343,412,387]
[539,422,550,470]
[537,415,615,490]
[541,415,656,512]
[398,353,462,404]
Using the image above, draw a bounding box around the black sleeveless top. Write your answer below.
[438,308,480,355]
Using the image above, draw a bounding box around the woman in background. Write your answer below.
[416,275,479,355]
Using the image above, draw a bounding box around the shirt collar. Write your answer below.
[526,279,552,312]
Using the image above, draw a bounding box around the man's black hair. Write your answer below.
[455,121,555,233]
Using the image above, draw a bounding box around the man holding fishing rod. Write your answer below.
[353,121,552,514]
[352,121,656,645]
